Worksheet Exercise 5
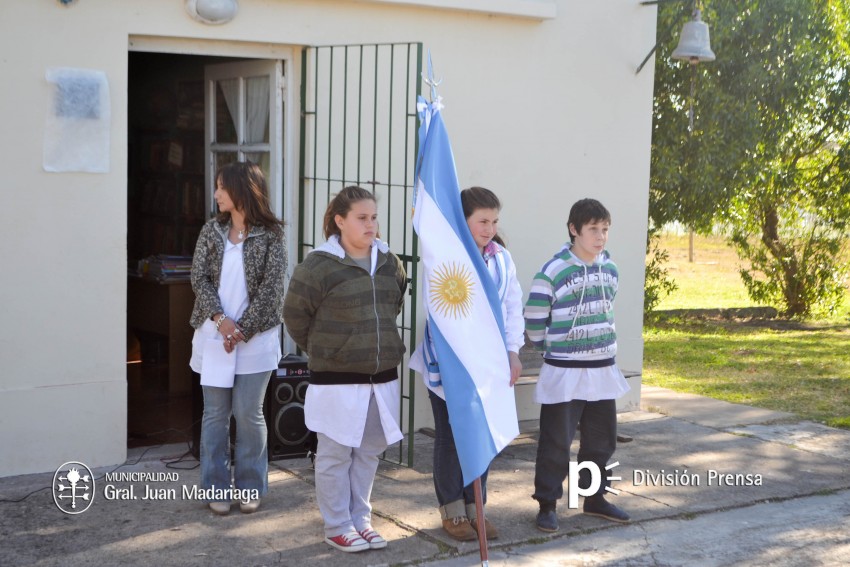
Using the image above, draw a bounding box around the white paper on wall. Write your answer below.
[43,67,111,173]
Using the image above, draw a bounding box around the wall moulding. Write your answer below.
[351,0,557,20]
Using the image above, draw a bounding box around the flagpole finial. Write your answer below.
[423,50,442,102]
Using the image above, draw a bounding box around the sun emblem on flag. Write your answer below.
[429,262,475,318]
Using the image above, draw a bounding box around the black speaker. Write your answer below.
[266,354,317,461]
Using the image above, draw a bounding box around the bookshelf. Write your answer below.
[126,73,206,397]
[128,79,207,262]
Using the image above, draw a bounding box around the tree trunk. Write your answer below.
[760,204,807,317]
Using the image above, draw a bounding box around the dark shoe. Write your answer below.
[583,495,630,523]
[441,517,477,541]
[470,516,499,540]
[535,501,558,532]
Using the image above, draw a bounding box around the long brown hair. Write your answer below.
[461,186,505,247]
[322,185,377,240]
[215,161,284,236]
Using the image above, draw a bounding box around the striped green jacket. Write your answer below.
[283,237,407,375]
[524,243,618,361]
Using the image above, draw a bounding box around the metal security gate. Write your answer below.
[298,43,422,465]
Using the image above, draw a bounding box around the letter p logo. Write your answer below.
[568,461,601,509]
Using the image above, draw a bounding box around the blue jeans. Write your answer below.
[201,370,272,499]
[429,390,488,507]
[533,399,617,503]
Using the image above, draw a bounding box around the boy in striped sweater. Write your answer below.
[524,198,631,532]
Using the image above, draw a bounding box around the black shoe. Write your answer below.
[535,501,559,532]
[583,495,630,523]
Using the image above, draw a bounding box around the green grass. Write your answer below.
[655,232,850,320]
[644,233,850,428]
[655,233,756,310]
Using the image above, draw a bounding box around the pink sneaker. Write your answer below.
[325,531,369,553]
[358,527,387,549]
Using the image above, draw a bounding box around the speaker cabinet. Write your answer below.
[266,354,317,461]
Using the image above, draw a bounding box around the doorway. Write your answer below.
[125,43,422,464]
[126,51,286,451]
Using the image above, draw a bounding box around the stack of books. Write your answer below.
[137,255,193,281]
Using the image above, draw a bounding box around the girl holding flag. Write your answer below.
[411,186,524,541]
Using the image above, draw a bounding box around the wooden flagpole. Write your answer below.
[473,477,489,565]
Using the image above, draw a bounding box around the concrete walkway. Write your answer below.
[2,386,849,566]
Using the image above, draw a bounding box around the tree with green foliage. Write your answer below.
[644,226,679,320]
[649,0,850,317]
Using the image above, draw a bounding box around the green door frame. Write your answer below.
[298,43,422,466]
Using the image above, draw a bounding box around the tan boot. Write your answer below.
[469,516,499,540]
[441,516,477,541]
[466,503,499,540]
[439,500,477,541]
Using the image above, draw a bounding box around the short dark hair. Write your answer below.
[567,198,611,243]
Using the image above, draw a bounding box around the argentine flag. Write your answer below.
[412,95,519,486]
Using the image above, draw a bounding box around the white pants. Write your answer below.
[314,393,388,537]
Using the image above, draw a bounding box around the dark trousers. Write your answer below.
[533,399,617,503]
[429,390,488,506]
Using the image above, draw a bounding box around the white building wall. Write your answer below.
[0,0,656,477]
